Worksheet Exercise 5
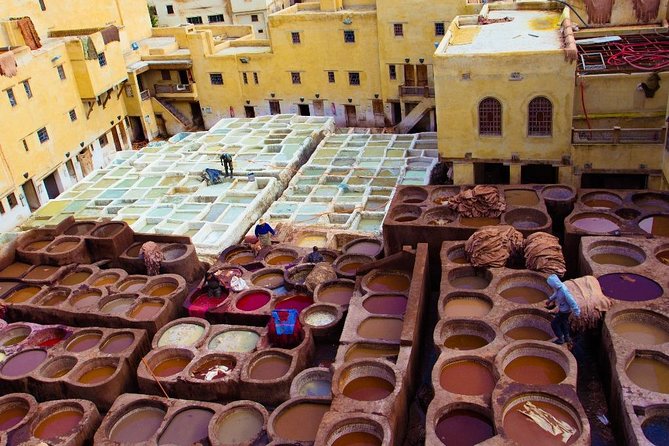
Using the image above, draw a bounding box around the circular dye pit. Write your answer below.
[597,273,662,301]
[41,357,77,379]
[5,286,41,304]
[632,192,669,211]
[317,282,354,306]
[505,326,552,341]
[501,313,553,341]
[442,295,492,318]
[33,409,83,441]
[343,376,394,401]
[214,407,264,445]
[64,222,95,236]
[626,356,669,393]
[157,408,214,445]
[91,222,125,237]
[118,278,148,293]
[365,273,410,293]
[191,357,235,380]
[503,398,580,446]
[0,262,31,278]
[612,312,669,345]
[227,250,256,266]
[60,271,91,286]
[78,364,117,384]
[24,239,52,251]
[93,273,120,287]
[0,326,31,347]
[109,406,166,443]
[591,253,641,267]
[272,402,330,442]
[446,246,468,264]
[100,333,135,354]
[570,214,620,233]
[582,192,621,209]
[253,271,284,289]
[153,357,191,378]
[209,330,259,353]
[657,249,669,265]
[146,283,177,297]
[443,334,489,350]
[71,290,103,309]
[66,332,102,352]
[460,217,501,228]
[265,252,298,266]
[431,186,460,205]
[440,360,495,396]
[40,290,69,307]
[399,187,428,204]
[296,234,327,248]
[504,208,548,230]
[344,239,383,257]
[1,349,47,376]
[506,189,539,206]
[357,317,403,342]
[639,215,669,237]
[435,409,494,446]
[332,431,382,446]
[249,354,291,380]
[236,291,271,311]
[0,400,29,431]
[642,415,669,446]
[390,205,422,223]
[499,286,548,305]
[46,240,80,254]
[363,295,407,316]
[304,309,337,327]
[128,301,164,319]
[297,379,332,398]
[615,208,640,220]
[275,294,313,313]
[448,269,491,290]
[504,356,566,385]
[424,207,457,226]
[162,244,187,261]
[100,298,135,315]
[158,323,206,347]
[345,344,400,362]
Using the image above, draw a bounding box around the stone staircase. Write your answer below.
[396,97,435,133]
[152,97,197,131]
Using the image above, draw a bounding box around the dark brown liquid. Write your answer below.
[332,432,382,446]
[342,376,394,401]
[460,217,500,227]
[254,273,284,288]
[440,360,495,396]
[0,262,31,278]
[357,318,403,341]
[363,295,407,315]
[505,326,552,341]
[506,190,539,206]
[0,406,28,430]
[504,356,566,385]
[48,241,79,253]
[249,355,291,380]
[443,334,488,350]
[591,253,640,266]
[340,262,363,274]
[272,403,330,442]
[25,240,51,251]
[33,410,82,440]
[503,400,579,445]
[191,358,235,380]
[640,215,669,237]
[584,199,618,208]
[229,253,255,265]
[318,284,354,305]
[153,357,190,377]
[435,409,494,446]
[78,365,116,384]
[499,286,546,304]
[367,274,410,292]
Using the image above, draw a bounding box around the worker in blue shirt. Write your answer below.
[254,218,275,249]
[545,274,580,344]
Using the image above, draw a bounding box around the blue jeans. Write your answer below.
[551,312,571,340]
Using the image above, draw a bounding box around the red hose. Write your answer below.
[605,41,669,71]
[579,81,592,130]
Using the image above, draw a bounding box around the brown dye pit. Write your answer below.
[626,357,669,393]
[443,297,492,318]
[460,217,501,227]
[254,273,284,288]
[367,274,410,292]
[65,223,95,236]
[657,250,669,265]
[26,240,51,251]
[591,253,640,266]
[125,244,142,258]
[0,405,28,430]
[41,291,68,307]
[504,356,566,385]
[0,262,31,278]
[92,223,124,238]
[0,282,18,298]
[499,286,547,304]
[60,271,91,286]
[249,355,291,380]
[443,334,489,350]
[273,403,329,442]
[363,295,408,316]
[100,298,134,315]
[267,255,297,266]
[162,245,187,261]
[440,360,494,396]
[34,410,82,441]
[332,432,382,446]
[109,407,166,443]
[191,358,235,380]
[357,318,403,341]
[153,357,191,377]
[157,408,214,445]
[450,276,489,290]
[435,410,494,446]
[48,363,75,378]
[129,301,163,319]
[78,365,116,384]
[229,253,256,265]
[66,333,102,352]
[148,284,177,296]
[71,291,102,309]
[571,216,619,233]
[584,199,619,209]
[214,408,264,444]
[345,345,400,362]
[505,326,552,341]
[639,215,669,237]
[5,286,41,303]
[342,376,394,401]
[100,333,135,354]
[93,274,119,286]
[503,400,579,446]
[1,350,47,376]
[346,241,382,257]
[613,320,669,345]
[340,262,363,274]
[118,279,148,293]
[506,190,539,206]
[318,284,354,305]
[47,241,79,253]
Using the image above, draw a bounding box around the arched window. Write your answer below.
[528,97,552,136]
[478,97,502,136]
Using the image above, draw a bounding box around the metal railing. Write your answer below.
[572,127,666,145]
[140,90,151,101]
[399,85,435,98]
[154,83,194,94]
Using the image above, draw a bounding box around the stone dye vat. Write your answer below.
[261,131,438,235]
[94,393,270,445]
[0,322,148,410]
[0,393,100,446]
[425,241,591,445]
[21,115,333,256]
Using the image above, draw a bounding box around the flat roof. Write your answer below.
[444,10,562,55]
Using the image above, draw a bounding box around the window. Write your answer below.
[389,65,397,80]
[478,97,502,136]
[253,72,259,84]
[251,14,259,22]
[22,139,29,152]
[343,30,355,43]
[6,88,16,107]
[7,193,17,209]
[187,16,203,24]
[97,52,107,67]
[209,73,223,85]
[161,70,171,81]
[208,14,224,23]
[435,22,445,36]
[166,5,174,14]
[99,134,108,147]
[327,71,335,83]
[291,32,301,44]
[393,23,404,37]
[242,72,248,84]
[37,127,49,143]
[22,80,32,98]
[57,65,66,80]
[258,29,264,34]
[69,109,77,121]
[291,72,301,84]
[528,97,553,136]
[38,0,46,11]
[348,72,360,86]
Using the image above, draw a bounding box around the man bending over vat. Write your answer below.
[545,274,580,345]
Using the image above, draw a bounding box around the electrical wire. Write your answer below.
[552,0,590,28]
[605,40,669,71]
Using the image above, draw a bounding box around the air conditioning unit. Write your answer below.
[176,84,188,91]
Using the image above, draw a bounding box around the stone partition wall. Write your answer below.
[425,241,591,445]
[0,322,149,410]
[580,236,669,445]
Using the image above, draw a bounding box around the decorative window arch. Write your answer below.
[479,97,502,136]
[528,96,553,136]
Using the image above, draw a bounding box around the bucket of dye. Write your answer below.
[268,310,302,348]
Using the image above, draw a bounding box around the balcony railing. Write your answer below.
[140,90,151,101]
[572,127,666,145]
[154,83,194,94]
[399,85,435,98]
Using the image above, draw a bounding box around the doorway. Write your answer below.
[128,116,146,141]
[390,101,401,125]
[416,65,428,86]
[22,180,41,211]
[43,172,61,200]
[474,163,510,184]
[521,164,558,184]
[269,100,281,115]
[581,173,648,189]
[404,65,415,86]
[298,104,310,116]
[190,102,204,128]
[155,114,168,137]
[178,70,189,84]
[111,125,122,151]
[345,105,357,126]
[244,106,256,118]
[313,100,324,116]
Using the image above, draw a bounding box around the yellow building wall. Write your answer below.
[568,0,668,26]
